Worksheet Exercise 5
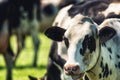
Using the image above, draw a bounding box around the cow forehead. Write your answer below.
[64,21,96,43]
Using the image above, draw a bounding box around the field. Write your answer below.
[0,33,52,80]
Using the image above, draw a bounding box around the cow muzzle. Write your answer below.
[64,64,84,79]
[64,64,81,75]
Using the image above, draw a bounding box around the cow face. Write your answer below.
[45,17,116,79]
[45,17,99,78]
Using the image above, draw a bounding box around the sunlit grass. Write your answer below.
[0,33,52,80]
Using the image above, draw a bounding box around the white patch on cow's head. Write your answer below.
[64,17,100,75]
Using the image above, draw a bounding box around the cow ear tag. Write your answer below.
[99,26,116,43]
[45,26,66,41]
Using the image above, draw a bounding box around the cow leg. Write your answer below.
[3,51,13,80]
[13,34,26,65]
[31,31,40,67]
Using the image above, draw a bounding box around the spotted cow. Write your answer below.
[45,12,120,80]
[8,0,41,67]
[30,0,120,80]
[0,0,41,80]
[42,0,120,80]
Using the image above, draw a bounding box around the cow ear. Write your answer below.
[99,26,116,43]
[45,26,66,41]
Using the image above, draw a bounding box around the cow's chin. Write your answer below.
[71,73,84,80]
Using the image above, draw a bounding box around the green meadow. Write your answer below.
[0,33,52,80]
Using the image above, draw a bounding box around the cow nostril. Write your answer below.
[72,65,80,71]
[64,67,71,72]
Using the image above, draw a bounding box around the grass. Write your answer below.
[0,33,52,80]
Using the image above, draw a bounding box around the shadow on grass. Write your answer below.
[14,64,46,69]
[0,64,46,70]
[0,66,5,69]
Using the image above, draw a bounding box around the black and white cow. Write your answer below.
[8,0,41,67]
[29,0,120,80]
[45,14,120,80]
[42,0,120,80]
[0,0,41,80]
[40,0,81,32]
[0,1,14,80]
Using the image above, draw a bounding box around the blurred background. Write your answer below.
[0,0,84,80]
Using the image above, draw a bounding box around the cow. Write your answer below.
[40,0,81,32]
[29,2,81,80]
[45,13,120,80]
[30,0,120,80]
[8,0,41,67]
[0,0,14,80]
[0,0,41,80]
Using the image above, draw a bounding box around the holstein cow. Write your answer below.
[45,14,120,80]
[30,0,120,80]
[40,0,108,80]
[40,0,81,32]
[68,0,120,25]
[0,0,14,80]
[0,0,41,80]
[8,0,41,67]
[29,4,77,80]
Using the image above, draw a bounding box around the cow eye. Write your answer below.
[64,37,69,48]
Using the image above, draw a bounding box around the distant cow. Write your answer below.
[8,0,41,67]
[40,0,81,32]
[0,1,14,80]
[0,0,41,80]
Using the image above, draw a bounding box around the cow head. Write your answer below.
[45,17,116,79]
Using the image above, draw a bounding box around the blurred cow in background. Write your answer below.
[40,0,82,32]
[0,0,14,80]
[0,0,41,80]
[9,0,41,67]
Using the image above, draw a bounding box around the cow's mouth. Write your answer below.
[71,73,84,80]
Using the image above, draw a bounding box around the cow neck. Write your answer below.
[86,41,101,75]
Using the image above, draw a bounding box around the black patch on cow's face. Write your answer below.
[64,37,69,48]
[82,35,96,55]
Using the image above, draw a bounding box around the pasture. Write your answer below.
[0,33,51,80]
